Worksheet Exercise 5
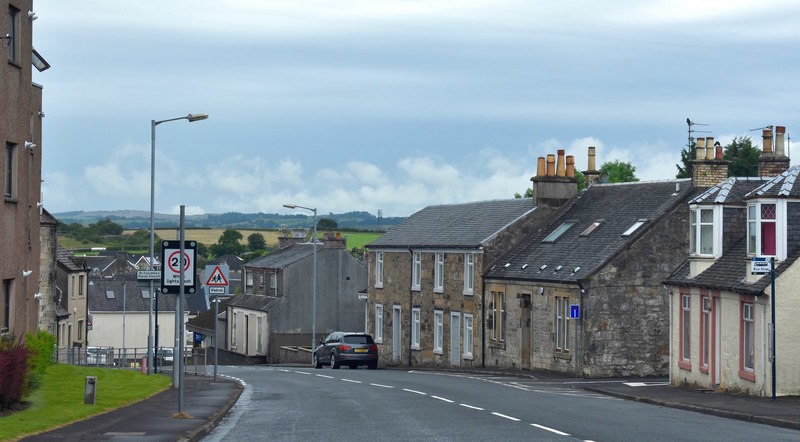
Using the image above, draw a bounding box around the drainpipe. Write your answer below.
[481,277,486,368]
[577,280,586,378]
[666,285,672,386]
[408,247,413,368]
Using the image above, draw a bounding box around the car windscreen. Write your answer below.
[343,335,373,344]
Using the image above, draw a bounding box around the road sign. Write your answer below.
[137,270,161,280]
[205,265,229,287]
[209,287,225,295]
[160,240,196,294]
[570,304,580,319]
[751,257,770,275]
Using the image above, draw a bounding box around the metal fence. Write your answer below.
[53,346,207,374]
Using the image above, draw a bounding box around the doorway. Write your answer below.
[450,312,460,366]
[392,306,401,361]
[520,296,531,369]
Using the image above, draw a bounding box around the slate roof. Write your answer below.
[368,198,537,249]
[487,180,696,283]
[88,279,178,312]
[690,177,771,205]
[227,293,280,312]
[83,255,118,273]
[57,246,85,272]
[746,165,800,198]
[207,254,245,271]
[243,243,318,269]
[40,208,59,225]
[664,239,800,295]
[185,292,209,314]
[186,297,232,335]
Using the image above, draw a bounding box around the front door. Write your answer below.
[713,297,721,385]
[450,312,460,366]
[521,302,531,369]
[392,306,401,361]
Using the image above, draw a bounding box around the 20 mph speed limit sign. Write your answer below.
[160,240,197,294]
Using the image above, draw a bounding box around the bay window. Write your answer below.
[747,202,782,258]
[690,207,715,256]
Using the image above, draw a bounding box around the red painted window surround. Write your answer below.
[738,296,756,383]
[678,292,692,372]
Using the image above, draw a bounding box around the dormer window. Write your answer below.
[690,208,714,256]
[748,201,782,258]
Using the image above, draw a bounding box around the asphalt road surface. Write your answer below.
[204,366,800,442]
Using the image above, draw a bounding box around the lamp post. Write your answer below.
[148,113,207,375]
[283,203,317,358]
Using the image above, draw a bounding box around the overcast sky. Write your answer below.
[32,0,800,217]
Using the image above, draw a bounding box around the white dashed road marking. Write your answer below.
[492,412,520,422]
[370,383,394,389]
[341,378,361,384]
[403,388,427,395]
[431,395,454,403]
[459,403,484,411]
[531,423,570,436]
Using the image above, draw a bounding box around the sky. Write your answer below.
[31,0,800,218]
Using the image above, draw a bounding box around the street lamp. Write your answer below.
[283,203,317,358]
[148,113,208,375]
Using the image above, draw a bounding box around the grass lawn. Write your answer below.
[0,364,171,441]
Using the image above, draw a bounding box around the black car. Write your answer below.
[313,332,378,369]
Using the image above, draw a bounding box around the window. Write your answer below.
[579,221,602,236]
[246,271,254,286]
[412,252,421,290]
[679,294,691,370]
[433,310,443,353]
[7,6,19,62]
[555,297,569,351]
[622,219,647,237]
[488,291,505,342]
[434,253,444,292]
[2,279,10,332]
[375,252,384,288]
[411,308,420,350]
[543,222,574,242]
[79,275,85,296]
[374,304,383,343]
[741,303,755,378]
[5,143,16,199]
[748,203,778,256]
[463,253,474,294]
[690,208,714,256]
[257,316,263,354]
[78,320,83,340]
[269,272,277,289]
[701,296,710,371]
[231,311,238,347]
[463,314,473,358]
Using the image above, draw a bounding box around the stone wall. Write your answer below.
[758,156,790,178]
[692,160,729,188]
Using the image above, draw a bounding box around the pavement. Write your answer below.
[18,367,800,441]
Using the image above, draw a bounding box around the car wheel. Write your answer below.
[330,353,340,369]
[313,353,322,369]
[368,362,377,370]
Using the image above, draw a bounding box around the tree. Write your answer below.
[599,160,639,183]
[247,232,266,251]
[676,141,696,179]
[209,229,245,257]
[724,136,760,177]
[317,218,337,230]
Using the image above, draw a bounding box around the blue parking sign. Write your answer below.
[570,304,580,319]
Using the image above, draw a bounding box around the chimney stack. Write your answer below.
[556,150,566,177]
[566,155,575,178]
[546,154,555,176]
[758,124,790,177]
[692,134,729,188]
[582,146,601,186]
[532,149,578,209]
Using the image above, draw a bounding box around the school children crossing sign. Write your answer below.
[160,240,197,294]
[205,265,230,295]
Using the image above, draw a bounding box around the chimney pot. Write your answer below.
[775,125,786,156]
[566,155,575,177]
[705,137,715,160]
[695,138,706,160]
[715,141,723,160]
[537,156,546,177]
[546,154,556,176]
[556,149,566,177]
[762,129,773,154]
[587,146,596,171]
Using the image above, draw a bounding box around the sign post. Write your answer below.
[205,264,229,382]
[570,304,580,376]
[160,240,197,295]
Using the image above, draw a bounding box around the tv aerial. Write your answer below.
[686,118,711,148]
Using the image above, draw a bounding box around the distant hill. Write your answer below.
[52,210,405,231]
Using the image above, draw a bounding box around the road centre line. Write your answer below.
[370,383,394,388]
[278,369,291,373]
[294,371,311,375]
[459,403,484,411]
[403,388,427,395]
[531,423,570,436]
[341,378,361,384]
[315,374,333,379]
[491,412,520,422]
[431,395,454,403]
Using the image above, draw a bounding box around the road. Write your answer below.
[204,366,800,442]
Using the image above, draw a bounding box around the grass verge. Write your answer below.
[0,364,171,441]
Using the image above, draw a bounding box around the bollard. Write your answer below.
[84,376,97,405]
[141,357,147,375]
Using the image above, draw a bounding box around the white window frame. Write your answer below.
[742,303,754,372]
[411,308,420,350]
[555,297,569,351]
[433,310,443,354]
[231,310,238,348]
[434,252,444,293]
[702,296,710,369]
[747,200,785,260]
[269,272,277,289]
[463,313,473,359]
[4,143,17,199]
[375,251,384,288]
[681,294,691,362]
[690,206,720,258]
[622,219,647,237]
[412,252,421,291]
[7,6,19,63]
[463,253,474,295]
[489,291,506,342]
[246,271,254,287]
[375,304,384,343]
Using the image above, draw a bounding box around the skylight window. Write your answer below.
[105,290,115,299]
[580,221,603,236]
[543,222,575,242]
[142,290,150,299]
[622,219,647,237]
